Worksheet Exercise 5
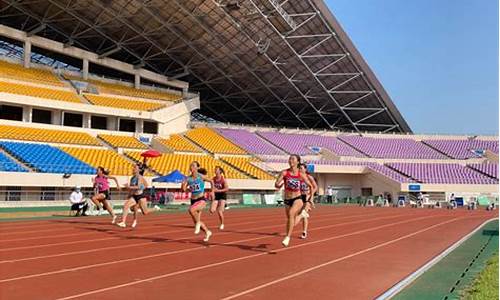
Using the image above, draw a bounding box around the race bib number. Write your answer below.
[287,179,300,190]
[190,183,201,192]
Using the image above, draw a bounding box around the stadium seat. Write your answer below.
[423,140,499,159]
[65,75,182,101]
[84,94,166,111]
[0,125,101,146]
[220,156,274,180]
[60,147,134,176]
[338,135,446,159]
[216,128,284,155]
[387,163,498,184]
[0,81,81,103]
[98,134,147,149]
[265,159,412,183]
[0,141,94,174]
[467,163,498,179]
[0,60,64,86]
[125,152,248,179]
[156,135,202,152]
[0,152,27,172]
[258,131,365,157]
[185,127,247,154]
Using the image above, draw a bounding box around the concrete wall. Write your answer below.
[0,172,275,191]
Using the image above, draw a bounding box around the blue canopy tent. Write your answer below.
[152,170,186,183]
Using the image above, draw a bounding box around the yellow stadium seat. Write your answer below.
[0,60,64,86]
[84,94,166,111]
[65,75,181,101]
[220,156,275,180]
[99,134,147,149]
[185,127,247,154]
[156,135,202,152]
[0,81,81,103]
[125,152,248,179]
[61,147,134,176]
[0,125,101,145]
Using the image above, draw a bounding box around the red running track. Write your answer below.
[0,206,496,300]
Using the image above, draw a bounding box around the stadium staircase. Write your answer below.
[0,148,34,172]
[384,163,421,183]
[466,165,498,181]
[420,141,454,159]
[218,158,259,180]
[336,137,371,157]
[254,131,290,154]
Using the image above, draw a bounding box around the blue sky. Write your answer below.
[327,0,499,135]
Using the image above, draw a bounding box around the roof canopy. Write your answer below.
[1,0,411,133]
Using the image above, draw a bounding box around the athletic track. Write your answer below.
[0,206,496,299]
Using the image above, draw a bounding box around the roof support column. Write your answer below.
[134,72,140,89]
[82,58,89,80]
[23,39,31,68]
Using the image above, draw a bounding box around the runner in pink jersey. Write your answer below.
[91,166,120,224]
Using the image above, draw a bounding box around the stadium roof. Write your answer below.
[0,0,411,133]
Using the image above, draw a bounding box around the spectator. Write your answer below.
[327,186,334,203]
[387,193,392,204]
[70,186,88,216]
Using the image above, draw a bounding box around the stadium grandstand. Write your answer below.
[0,0,497,204]
[0,1,498,299]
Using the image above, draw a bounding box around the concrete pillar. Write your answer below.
[23,40,31,68]
[108,117,117,131]
[23,106,32,123]
[137,119,144,133]
[83,113,91,128]
[134,73,140,89]
[82,58,89,80]
[52,110,62,125]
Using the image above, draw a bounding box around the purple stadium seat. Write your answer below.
[338,135,446,159]
[257,131,365,157]
[387,163,498,184]
[423,139,499,159]
[215,128,284,155]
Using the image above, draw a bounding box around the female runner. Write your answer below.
[182,161,215,242]
[295,163,317,239]
[117,163,158,228]
[274,155,313,247]
[91,166,120,224]
[210,166,229,230]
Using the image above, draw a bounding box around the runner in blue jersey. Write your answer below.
[182,161,215,242]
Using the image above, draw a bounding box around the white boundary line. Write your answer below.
[375,217,499,300]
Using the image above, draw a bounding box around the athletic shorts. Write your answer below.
[132,194,145,203]
[98,190,110,200]
[190,197,206,207]
[284,195,303,207]
[214,192,227,201]
[301,194,307,202]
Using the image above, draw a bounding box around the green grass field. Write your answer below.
[461,253,499,300]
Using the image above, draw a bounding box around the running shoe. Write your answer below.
[203,230,212,242]
[116,222,126,228]
[111,215,117,224]
[282,236,290,247]
[194,222,201,234]
[219,224,225,230]
[153,205,161,211]
[132,220,137,228]
[301,210,310,219]
[301,232,307,239]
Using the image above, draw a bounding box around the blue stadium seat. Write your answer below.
[0,152,27,172]
[0,141,95,174]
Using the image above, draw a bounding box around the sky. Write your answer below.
[326,0,499,135]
